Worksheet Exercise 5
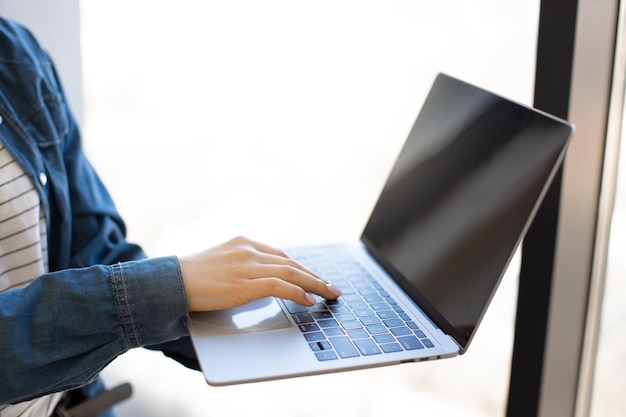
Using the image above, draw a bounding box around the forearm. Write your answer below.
[0,256,188,404]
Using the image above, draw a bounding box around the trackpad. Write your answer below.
[188,297,292,336]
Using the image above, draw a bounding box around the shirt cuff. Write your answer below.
[110,256,189,348]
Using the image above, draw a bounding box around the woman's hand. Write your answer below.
[179,236,341,312]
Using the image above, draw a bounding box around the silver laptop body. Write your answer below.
[187,73,574,386]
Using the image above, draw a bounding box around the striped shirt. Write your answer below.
[0,143,62,416]
[0,144,48,291]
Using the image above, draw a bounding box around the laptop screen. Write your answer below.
[361,73,572,351]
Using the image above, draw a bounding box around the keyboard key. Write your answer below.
[360,316,382,326]
[304,332,326,342]
[383,318,404,328]
[329,336,360,358]
[422,339,435,348]
[390,327,412,336]
[341,320,363,330]
[377,310,398,320]
[357,287,378,296]
[399,313,412,321]
[347,329,369,339]
[283,300,308,314]
[318,340,333,350]
[299,323,320,333]
[373,333,396,344]
[366,325,389,335]
[354,308,375,317]
[323,327,345,337]
[310,340,332,351]
[310,302,328,312]
[342,293,362,301]
[384,296,398,306]
[354,339,382,356]
[353,280,373,289]
[292,313,314,324]
[397,336,425,350]
[329,304,351,313]
[414,329,427,338]
[334,285,354,295]
[325,298,345,306]
[364,295,384,304]
[315,351,339,361]
[371,302,390,311]
[309,342,322,351]
[318,319,339,328]
[313,311,333,320]
[347,300,368,310]
[335,313,357,322]
[380,343,403,353]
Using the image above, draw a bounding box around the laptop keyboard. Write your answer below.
[283,245,435,361]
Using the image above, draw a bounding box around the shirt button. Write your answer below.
[39,172,48,186]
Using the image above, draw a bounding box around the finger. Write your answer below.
[246,277,317,306]
[238,238,317,275]
[226,236,340,298]
[232,237,334,284]
[249,249,331,284]
[250,263,341,300]
[227,238,322,279]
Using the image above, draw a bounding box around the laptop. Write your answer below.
[187,73,574,386]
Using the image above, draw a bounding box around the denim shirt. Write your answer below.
[0,17,194,405]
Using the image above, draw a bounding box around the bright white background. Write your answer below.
[78,1,538,416]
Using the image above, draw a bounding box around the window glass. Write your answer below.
[590,103,626,417]
[80,1,539,416]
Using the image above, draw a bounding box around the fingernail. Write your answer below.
[327,284,342,297]
[305,293,316,305]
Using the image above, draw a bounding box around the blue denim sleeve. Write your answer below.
[0,17,197,405]
[0,256,189,405]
